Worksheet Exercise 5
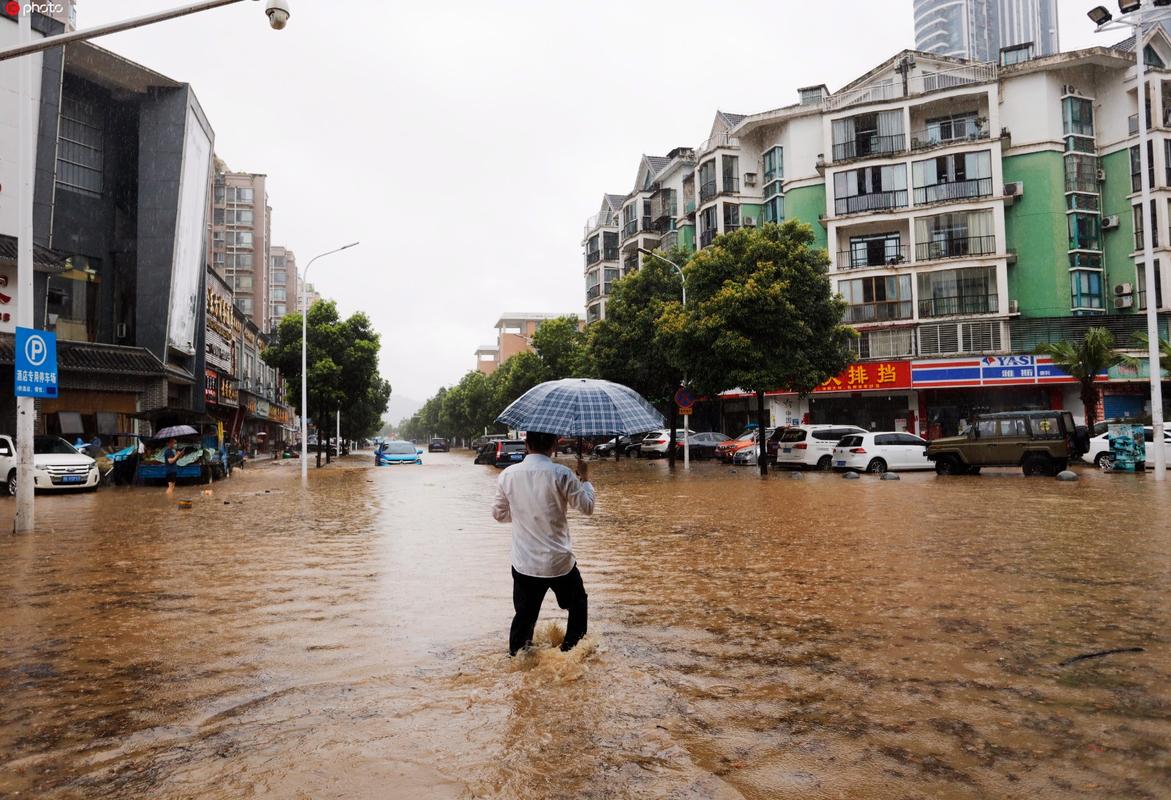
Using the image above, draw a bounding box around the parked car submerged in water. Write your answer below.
[832,432,932,473]
[0,434,100,494]
[926,411,1087,476]
[774,425,867,470]
[375,440,423,465]
[1081,426,1171,470]
[428,438,450,453]
[673,431,731,460]
[474,439,526,468]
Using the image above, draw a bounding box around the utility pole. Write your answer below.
[15,10,36,533]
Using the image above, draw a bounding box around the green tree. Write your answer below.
[586,244,690,464]
[1132,331,1171,366]
[668,222,855,475]
[263,301,391,465]
[1034,327,1126,429]
[531,316,587,380]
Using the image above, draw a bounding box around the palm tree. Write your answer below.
[1034,327,1126,430]
[1131,331,1171,366]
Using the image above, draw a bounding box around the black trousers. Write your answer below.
[510,565,588,656]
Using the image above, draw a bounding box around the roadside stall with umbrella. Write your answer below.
[132,416,230,486]
[496,378,665,456]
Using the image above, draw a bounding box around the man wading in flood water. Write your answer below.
[492,430,595,656]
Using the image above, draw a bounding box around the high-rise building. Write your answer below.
[914,0,1057,63]
[269,246,296,324]
[209,162,272,330]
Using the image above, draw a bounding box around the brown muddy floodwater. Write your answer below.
[0,453,1169,799]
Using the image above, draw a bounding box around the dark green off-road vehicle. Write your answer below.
[926,410,1088,476]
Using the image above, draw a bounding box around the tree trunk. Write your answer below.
[668,402,678,468]
[316,400,323,469]
[756,390,768,476]
[1081,379,1099,430]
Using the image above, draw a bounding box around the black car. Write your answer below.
[593,435,631,457]
[473,439,527,467]
[429,438,450,453]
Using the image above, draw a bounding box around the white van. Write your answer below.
[773,424,867,470]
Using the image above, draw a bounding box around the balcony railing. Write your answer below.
[622,219,638,239]
[603,246,619,260]
[909,120,990,150]
[918,294,999,317]
[700,229,716,248]
[640,216,657,234]
[586,285,601,301]
[825,63,997,112]
[723,224,740,234]
[832,133,907,162]
[913,177,993,205]
[623,255,639,273]
[698,133,738,154]
[834,189,909,216]
[661,230,679,250]
[699,180,717,203]
[837,244,911,269]
[843,300,914,324]
[722,176,740,194]
[915,234,997,261]
[583,211,615,236]
[585,250,601,265]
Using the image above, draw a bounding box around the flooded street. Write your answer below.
[1,453,1169,799]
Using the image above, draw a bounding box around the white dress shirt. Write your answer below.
[492,453,596,578]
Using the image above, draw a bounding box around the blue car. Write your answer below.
[375,440,423,465]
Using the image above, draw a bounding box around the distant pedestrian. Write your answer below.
[492,430,595,656]
[164,437,180,494]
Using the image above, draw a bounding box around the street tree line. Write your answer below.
[402,222,858,474]
[263,300,392,466]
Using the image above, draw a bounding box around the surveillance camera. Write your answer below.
[265,0,290,30]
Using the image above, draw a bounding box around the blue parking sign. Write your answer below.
[15,327,57,398]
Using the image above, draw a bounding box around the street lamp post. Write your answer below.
[638,247,689,470]
[4,0,291,532]
[299,243,359,483]
[1089,2,1168,480]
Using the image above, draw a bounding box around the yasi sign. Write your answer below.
[911,355,1098,388]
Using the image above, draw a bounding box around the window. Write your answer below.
[228,208,254,225]
[763,195,784,224]
[844,232,903,269]
[1165,140,1171,187]
[1068,213,1100,251]
[1070,252,1102,270]
[699,206,718,247]
[912,151,992,204]
[763,147,783,183]
[917,266,997,317]
[831,110,904,160]
[698,160,717,203]
[1067,193,1100,212]
[914,210,995,260]
[227,231,254,248]
[1131,142,1155,193]
[214,183,225,204]
[999,42,1034,66]
[56,92,104,197]
[722,204,740,231]
[849,327,915,359]
[229,186,254,204]
[1064,153,1099,194]
[271,271,287,286]
[227,253,253,269]
[272,287,287,302]
[918,321,1001,355]
[236,297,253,315]
[833,165,908,215]
[721,155,739,193]
[838,275,913,322]
[234,275,253,291]
[1137,260,1164,310]
[921,113,982,147]
[1062,96,1094,137]
[1144,44,1165,69]
[1134,200,1158,250]
[213,208,225,225]
[1070,270,1103,311]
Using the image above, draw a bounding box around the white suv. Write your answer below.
[0,435,100,495]
[773,424,867,470]
[637,428,696,458]
[832,432,932,473]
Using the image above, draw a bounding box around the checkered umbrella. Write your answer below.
[496,378,665,437]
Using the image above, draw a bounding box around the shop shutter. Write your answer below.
[918,323,960,355]
[961,321,1001,353]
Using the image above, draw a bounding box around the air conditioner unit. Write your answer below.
[743,172,758,186]
[1102,214,1121,230]
[743,216,756,226]
[1003,181,1024,197]
[1115,282,1134,296]
[1115,295,1135,310]
[116,322,128,338]
[1095,169,1105,182]
[1008,299,1020,314]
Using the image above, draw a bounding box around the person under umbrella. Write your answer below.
[492,430,595,656]
[163,438,181,495]
[491,378,663,656]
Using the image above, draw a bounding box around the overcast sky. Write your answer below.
[84,0,1103,415]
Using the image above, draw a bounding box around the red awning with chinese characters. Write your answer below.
[814,360,912,393]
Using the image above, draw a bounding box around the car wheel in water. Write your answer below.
[865,458,887,474]
[816,455,832,471]
[1095,453,1114,472]
[6,470,15,496]
[1022,456,1052,477]
[934,456,961,476]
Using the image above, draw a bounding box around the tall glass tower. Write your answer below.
[914,0,1058,62]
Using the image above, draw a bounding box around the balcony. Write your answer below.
[622,219,639,239]
[832,133,907,162]
[825,63,996,112]
[661,230,679,250]
[699,180,717,203]
[918,294,999,317]
[915,234,997,261]
[722,176,740,194]
[834,190,909,216]
[698,132,738,154]
[837,244,911,269]
[909,120,990,151]
[700,229,716,248]
[585,250,602,266]
[586,285,601,301]
[583,211,615,237]
[913,177,993,205]
[843,300,914,324]
[603,246,619,261]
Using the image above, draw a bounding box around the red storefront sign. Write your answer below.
[814,360,912,392]
[204,368,218,403]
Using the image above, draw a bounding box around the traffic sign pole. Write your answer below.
[15,11,35,533]
[675,385,696,471]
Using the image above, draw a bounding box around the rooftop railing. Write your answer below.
[825,63,996,112]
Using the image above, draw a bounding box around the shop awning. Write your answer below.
[0,335,167,376]
[0,234,70,273]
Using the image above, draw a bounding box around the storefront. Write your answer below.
[807,360,916,433]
